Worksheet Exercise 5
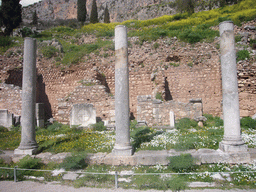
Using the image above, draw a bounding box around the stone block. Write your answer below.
[0,109,14,130]
[70,103,96,127]
[134,150,169,165]
[36,103,44,128]
[169,111,175,128]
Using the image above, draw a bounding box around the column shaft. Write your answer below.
[219,21,247,152]
[15,38,38,155]
[113,25,133,156]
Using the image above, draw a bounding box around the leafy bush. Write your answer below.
[176,118,198,130]
[47,122,64,132]
[0,126,8,132]
[131,127,162,151]
[17,155,43,169]
[169,153,195,172]
[237,49,250,61]
[20,27,33,37]
[0,36,12,47]
[41,46,59,58]
[155,92,163,100]
[91,122,107,131]
[240,117,256,129]
[204,114,223,127]
[60,152,87,170]
[130,120,138,130]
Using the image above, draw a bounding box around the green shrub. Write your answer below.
[131,127,162,151]
[130,120,138,130]
[17,155,43,169]
[214,117,223,127]
[168,176,188,191]
[175,118,198,130]
[91,122,107,131]
[60,152,87,170]
[240,117,256,129]
[237,49,250,61]
[168,153,195,172]
[47,122,64,132]
[0,36,12,47]
[173,134,200,151]
[0,126,8,132]
[20,27,33,37]
[155,92,163,100]
[153,42,160,49]
[41,46,59,58]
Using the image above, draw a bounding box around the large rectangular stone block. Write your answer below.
[0,109,14,130]
[70,103,96,127]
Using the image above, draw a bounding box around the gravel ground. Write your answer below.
[1,181,256,192]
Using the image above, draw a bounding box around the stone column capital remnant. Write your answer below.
[218,21,248,152]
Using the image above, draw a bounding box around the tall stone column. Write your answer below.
[112,25,133,156]
[14,38,38,155]
[219,21,247,152]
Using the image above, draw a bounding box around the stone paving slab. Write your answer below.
[1,148,256,166]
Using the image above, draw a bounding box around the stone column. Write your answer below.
[14,38,38,155]
[218,21,247,152]
[112,25,133,156]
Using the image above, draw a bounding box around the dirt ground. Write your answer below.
[1,181,256,192]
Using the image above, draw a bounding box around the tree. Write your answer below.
[1,0,22,36]
[77,0,87,23]
[175,0,195,14]
[104,5,110,23]
[90,0,98,24]
[32,10,38,25]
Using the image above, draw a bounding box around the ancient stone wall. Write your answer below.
[137,95,203,126]
[0,83,22,116]
[57,84,114,124]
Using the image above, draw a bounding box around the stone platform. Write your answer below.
[1,148,256,165]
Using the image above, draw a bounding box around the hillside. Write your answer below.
[1,0,256,124]
[22,0,175,23]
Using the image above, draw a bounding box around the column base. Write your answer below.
[219,141,248,152]
[112,146,133,156]
[14,148,38,155]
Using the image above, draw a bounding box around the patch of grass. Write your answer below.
[169,62,180,67]
[91,122,107,131]
[131,127,162,151]
[61,39,112,65]
[169,153,196,172]
[240,117,256,129]
[73,174,114,188]
[17,155,43,171]
[175,118,198,130]
[60,152,87,170]
[41,46,59,58]
[155,92,163,100]
[237,49,250,61]
[204,114,223,127]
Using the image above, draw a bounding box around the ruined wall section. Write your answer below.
[0,83,22,116]
[57,85,114,124]
[137,95,203,126]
